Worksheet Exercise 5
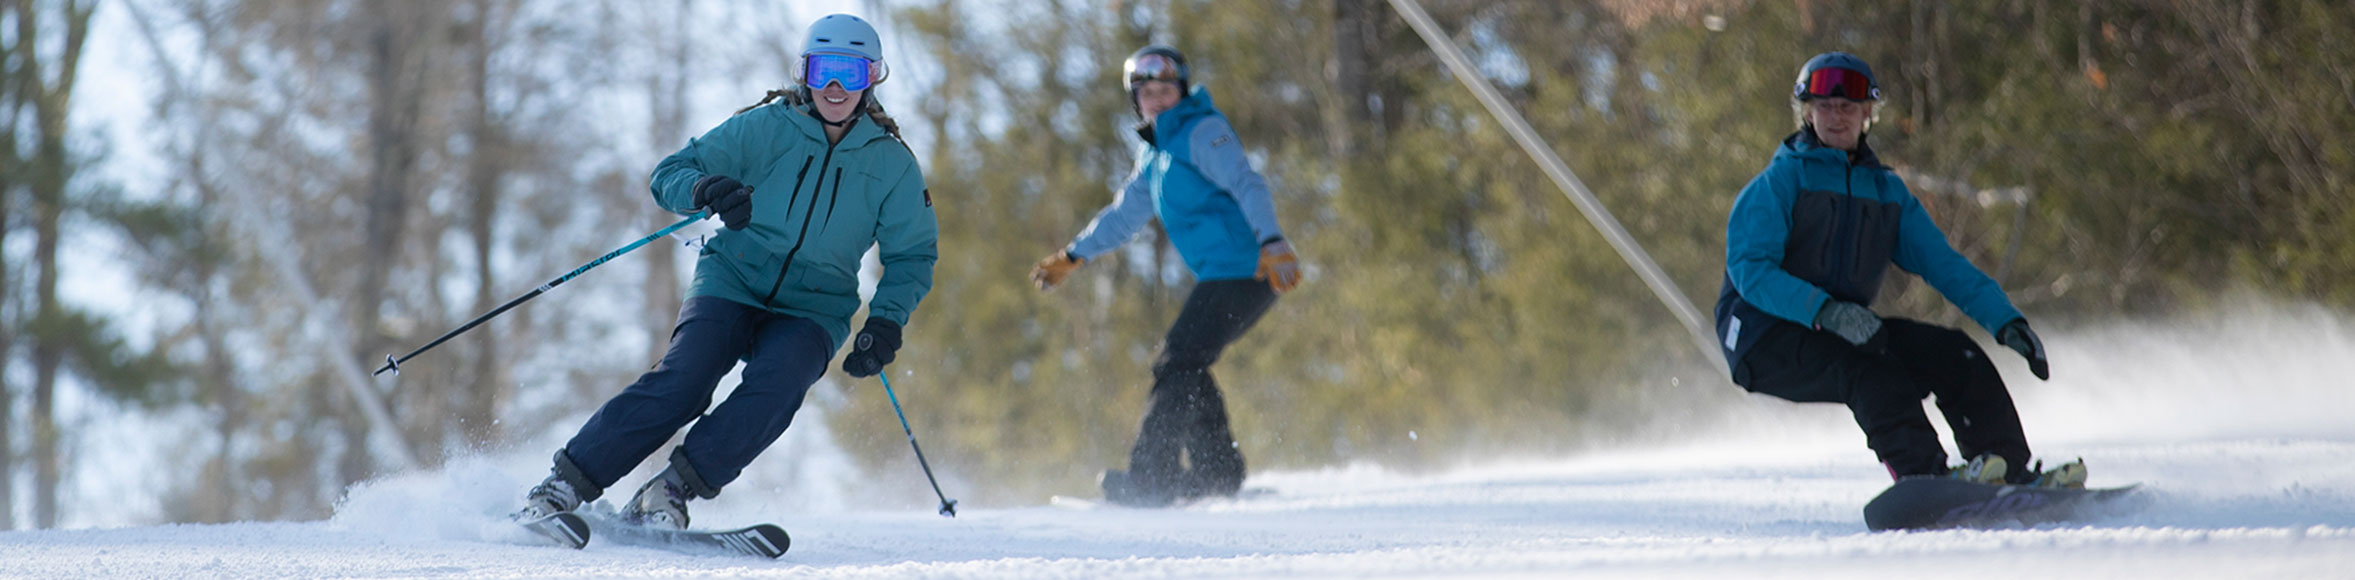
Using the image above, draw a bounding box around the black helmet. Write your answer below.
[1123,44,1189,94]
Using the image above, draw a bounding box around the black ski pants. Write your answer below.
[1127,279,1277,499]
[559,296,831,500]
[1735,317,2033,482]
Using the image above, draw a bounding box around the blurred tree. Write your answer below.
[4,0,185,530]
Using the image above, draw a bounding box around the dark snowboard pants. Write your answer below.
[556,296,832,501]
[1126,279,1277,500]
[1735,317,2033,482]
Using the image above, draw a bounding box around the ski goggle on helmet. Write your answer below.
[803,53,881,91]
[795,14,889,92]
[1793,52,1880,102]
[1123,45,1189,92]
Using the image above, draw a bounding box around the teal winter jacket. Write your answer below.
[650,102,938,350]
[1713,130,2022,381]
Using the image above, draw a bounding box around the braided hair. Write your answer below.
[735,88,904,140]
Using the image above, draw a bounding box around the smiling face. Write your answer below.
[813,84,864,124]
[1805,98,1872,151]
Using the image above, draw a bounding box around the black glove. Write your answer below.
[691,175,754,230]
[1997,318,2050,381]
[1813,300,1884,348]
[841,318,902,378]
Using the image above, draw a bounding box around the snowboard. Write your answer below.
[580,512,791,559]
[1061,470,1275,509]
[515,512,591,549]
[1863,476,2142,531]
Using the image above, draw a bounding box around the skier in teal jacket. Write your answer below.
[1714,52,2080,488]
[1031,45,1302,507]
[517,14,937,529]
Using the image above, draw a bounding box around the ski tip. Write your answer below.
[756,524,792,558]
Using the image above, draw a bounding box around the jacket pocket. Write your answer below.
[705,233,781,292]
[783,266,861,315]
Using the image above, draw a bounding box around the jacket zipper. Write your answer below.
[1831,156,1857,296]
[764,143,839,306]
[819,167,844,234]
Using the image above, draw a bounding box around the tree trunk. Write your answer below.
[0,0,18,530]
[349,0,439,482]
[461,0,507,447]
[643,0,693,364]
[22,0,92,530]
[1329,0,1373,160]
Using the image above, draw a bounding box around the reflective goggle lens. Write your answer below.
[1125,53,1180,87]
[805,53,874,91]
[1801,67,1878,101]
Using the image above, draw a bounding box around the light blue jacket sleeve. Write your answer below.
[650,108,784,214]
[1725,162,1833,326]
[1187,117,1285,244]
[1067,158,1157,260]
[1889,184,2024,334]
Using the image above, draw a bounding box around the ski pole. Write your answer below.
[878,373,958,517]
[374,211,709,376]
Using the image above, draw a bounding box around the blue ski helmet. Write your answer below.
[792,13,889,122]
[803,13,883,61]
[1793,52,1879,102]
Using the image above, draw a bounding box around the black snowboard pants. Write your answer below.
[1126,279,1277,501]
[1735,317,2033,483]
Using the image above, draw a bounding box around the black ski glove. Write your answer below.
[1997,318,2050,381]
[1813,300,1884,348]
[841,318,902,378]
[691,175,754,230]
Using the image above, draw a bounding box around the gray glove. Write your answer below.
[1997,318,2050,381]
[1813,300,1883,347]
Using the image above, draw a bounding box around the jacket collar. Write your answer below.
[781,101,894,152]
[1134,86,1218,146]
[1781,126,1884,168]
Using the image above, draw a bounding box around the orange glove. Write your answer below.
[1030,251,1086,291]
[1256,240,1301,293]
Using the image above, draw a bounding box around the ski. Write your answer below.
[1864,477,2143,531]
[580,513,790,559]
[514,512,591,549]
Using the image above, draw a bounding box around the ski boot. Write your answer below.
[517,450,598,519]
[1946,454,2008,485]
[519,476,581,520]
[622,450,721,530]
[621,465,697,530]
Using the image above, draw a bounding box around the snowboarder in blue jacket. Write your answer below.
[518,14,937,528]
[1030,45,1302,507]
[1714,52,2080,487]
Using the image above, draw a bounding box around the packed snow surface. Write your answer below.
[5,307,2353,578]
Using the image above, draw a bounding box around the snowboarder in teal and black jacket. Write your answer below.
[1030,45,1302,507]
[1714,52,2083,488]
[517,13,937,530]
